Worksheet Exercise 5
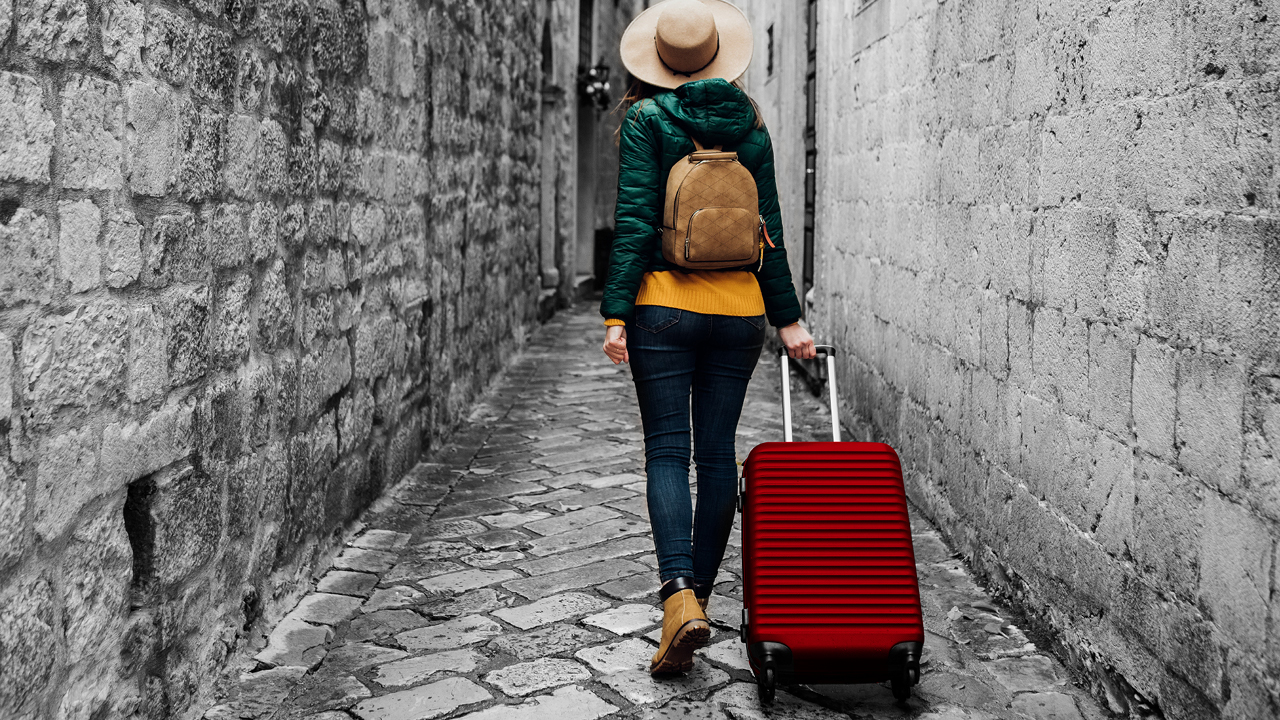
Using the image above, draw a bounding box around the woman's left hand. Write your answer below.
[779,323,816,359]
[603,325,629,364]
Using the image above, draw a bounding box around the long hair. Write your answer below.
[613,77,766,143]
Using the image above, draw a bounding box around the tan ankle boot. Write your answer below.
[649,588,711,674]
[697,595,709,613]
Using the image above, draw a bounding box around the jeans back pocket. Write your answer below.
[634,306,682,333]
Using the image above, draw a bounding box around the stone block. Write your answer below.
[143,6,191,85]
[162,284,211,387]
[1010,692,1084,720]
[0,463,25,570]
[206,203,248,270]
[151,462,220,586]
[599,662,728,706]
[300,338,351,418]
[58,199,102,293]
[1176,353,1246,492]
[0,72,54,183]
[104,208,142,288]
[126,304,167,402]
[125,82,180,196]
[491,592,609,630]
[456,685,617,720]
[524,505,620,536]
[179,104,225,201]
[62,511,131,660]
[524,518,649,557]
[395,614,503,651]
[0,207,55,308]
[323,643,408,675]
[101,397,193,487]
[0,576,58,715]
[318,570,379,598]
[0,333,11,423]
[487,623,607,661]
[255,617,332,669]
[213,274,252,368]
[237,666,307,718]
[60,74,123,190]
[33,426,101,541]
[484,658,590,697]
[234,49,267,114]
[503,559,647,601]
[101,0,145,74]
[224,114,259,198]
[339,385,375,454]
[258,120,289,196]
[333,547,398,574]
[21,301,128,422]
[1199,494,1271,656]
[417,568,521,596]
[1087,323,1134,437]
[1132,457,1203,599]
[372,648,481,688]
[352,677,490,720]
[190,24,235,104]
[363,586,426,613]
[582,604,662,636]
[575,638,653,674]
[289,592,362,626]
[17,0,88,61]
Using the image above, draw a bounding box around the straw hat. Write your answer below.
[620,0,753,90]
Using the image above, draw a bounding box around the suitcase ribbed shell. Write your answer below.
[742,441,925,682]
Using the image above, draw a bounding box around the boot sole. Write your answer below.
[649,620,711,675]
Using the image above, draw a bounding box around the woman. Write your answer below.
[600,0,817,675]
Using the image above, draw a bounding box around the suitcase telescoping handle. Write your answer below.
[779,345,840,442]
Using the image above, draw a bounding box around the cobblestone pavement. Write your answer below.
[209,305,1109,720]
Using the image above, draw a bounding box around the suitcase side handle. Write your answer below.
[778,345,840,442]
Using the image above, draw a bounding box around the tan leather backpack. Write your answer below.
[661,138,770,270]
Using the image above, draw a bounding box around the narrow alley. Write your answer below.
[208,306,1107,720]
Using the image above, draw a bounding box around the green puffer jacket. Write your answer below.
[599,79,803,328]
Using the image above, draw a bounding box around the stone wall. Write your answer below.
[0,0,543,717]
[807,0,1280,717]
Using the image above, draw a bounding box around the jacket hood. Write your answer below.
[653,79,758,146]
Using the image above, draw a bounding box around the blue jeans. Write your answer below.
[628,305,766,586]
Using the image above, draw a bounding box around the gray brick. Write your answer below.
[524,506,620,537]
[125,81,180,196]
[57,199,101,293]
[395,615,503,651]
[487,624,608,661]
[454,685,617,720]
[483,659,590,697]
[103,208,142,288]
[0,72,53,183]
[503,559,647,601]
[17,0,88,62]
[491,592,609,630]
[59,75,123,190]
[525,518,648,557]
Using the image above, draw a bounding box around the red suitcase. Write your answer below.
[738,346,924,703]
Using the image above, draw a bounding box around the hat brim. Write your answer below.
[620,0,753,90]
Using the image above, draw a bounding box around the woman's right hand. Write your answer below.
[603,325,629,364]
[779,322,816,359]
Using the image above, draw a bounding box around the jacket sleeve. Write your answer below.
[600,104,662,324]
[753,132,803,327]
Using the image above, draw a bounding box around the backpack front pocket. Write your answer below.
[684,207,759,264]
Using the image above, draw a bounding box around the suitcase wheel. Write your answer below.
[757,666,776,704]
[891,663,911,702]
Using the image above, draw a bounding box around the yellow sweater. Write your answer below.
[602,270,765,326]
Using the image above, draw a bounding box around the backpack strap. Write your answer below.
[691,137,723,152]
